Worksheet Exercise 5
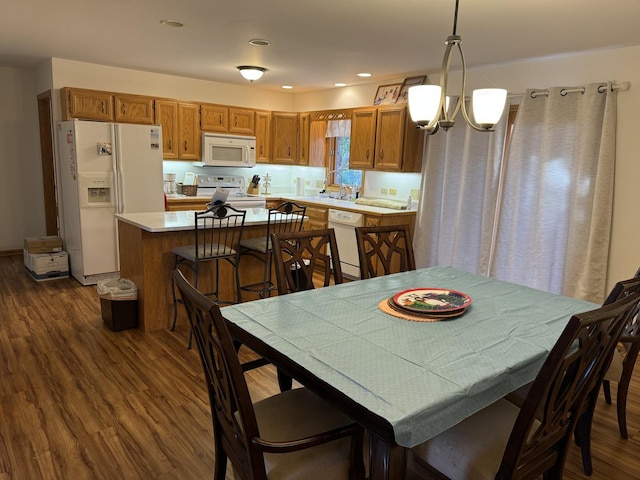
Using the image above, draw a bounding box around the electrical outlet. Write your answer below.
[381,187,389,195]
[305,179,310,186]
[389,188,397,196]
[410,188,419,200]
[316,180,324,188]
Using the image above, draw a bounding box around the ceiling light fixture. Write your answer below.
[357,73,372,78]
[282,85,293,90]
[249,39,271,47]
[159,19,184,28]
[408,0,507,134]
[237,66,266,82]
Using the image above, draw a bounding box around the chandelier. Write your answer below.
[408,0,507,134]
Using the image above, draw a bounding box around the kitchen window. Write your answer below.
[326,120,362,190]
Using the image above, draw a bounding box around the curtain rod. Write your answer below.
[513,81,631,99]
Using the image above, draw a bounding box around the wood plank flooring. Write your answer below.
[1,253,639,479]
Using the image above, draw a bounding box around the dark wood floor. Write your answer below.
[1,253,639,479]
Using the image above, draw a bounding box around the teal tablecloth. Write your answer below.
[222,266,597,448]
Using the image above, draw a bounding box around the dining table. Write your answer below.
[221,266,598,480]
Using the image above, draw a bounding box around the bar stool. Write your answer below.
[171,203,246,347]
[239,201,306,299]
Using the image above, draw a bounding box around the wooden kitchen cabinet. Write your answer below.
[60,87,114,122]
[255,110,271,163]
[350,108,377,169]
[200,103,228,132]
[229,107,255,135]
[271,112,298,164]
[154,99,179,159]
[297,112,311,166]
[300,204,328,231]
[178,102,201,160]
[114,94,155,124]
[350,105,423,172]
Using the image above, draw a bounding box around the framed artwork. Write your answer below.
[395,75,428,104]
[373,83,403,106]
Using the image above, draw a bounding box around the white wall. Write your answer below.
[0,66,45,250]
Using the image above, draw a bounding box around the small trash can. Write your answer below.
[97,278,139,331]
[291,259,311,291]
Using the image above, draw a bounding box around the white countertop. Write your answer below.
[116,208,271,233]
[276,194,417,215]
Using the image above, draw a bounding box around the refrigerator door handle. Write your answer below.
[112,124,125,214]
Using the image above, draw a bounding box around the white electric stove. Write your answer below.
[196,174,266,209]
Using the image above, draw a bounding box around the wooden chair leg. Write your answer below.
[603,379,612,404]
[277,368,293,392]
[617,371,632,439]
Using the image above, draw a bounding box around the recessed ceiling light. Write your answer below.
[249,38,271,47]
[334,83,347,87]
[282,85,294,90]
[357,72,372,78]
[159,19,184,27]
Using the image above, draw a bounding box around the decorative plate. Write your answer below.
[386,298,467,319]
[392,288,472,314]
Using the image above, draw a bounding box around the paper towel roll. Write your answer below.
[295,177,305,196]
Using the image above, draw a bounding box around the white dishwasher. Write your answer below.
[328,209,365,279]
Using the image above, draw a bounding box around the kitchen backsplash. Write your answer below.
[162,161,421,203]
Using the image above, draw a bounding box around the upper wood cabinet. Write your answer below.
[177,102,201,160]
[309,120,328,168]
[271,112,298,164]
[350,108,377,169]
[154,99,179,159]
[201,104,255,135]
[229,107,255,135]
[60,87,114,122]
[351,105,423,172]
[255,110,271,164]
[200,103,228,133]
[297,113,311,166]
[114,94,155,124]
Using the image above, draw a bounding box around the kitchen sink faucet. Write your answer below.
[324,169,346,199]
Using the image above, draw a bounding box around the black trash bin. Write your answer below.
[97,278,139,331]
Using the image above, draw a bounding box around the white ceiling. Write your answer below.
[2,0,640,93]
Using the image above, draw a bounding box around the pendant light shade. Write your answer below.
[408,0,507,134]
[237,66,266,82]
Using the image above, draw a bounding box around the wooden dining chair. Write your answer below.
[355,224,416,279]
[601,266,640,439]
[410,291,640,480]
[170,203,246,347]
[573,272,640,475]
[239,201,306,299]
[172,269,366,480]
[270,228,343,295]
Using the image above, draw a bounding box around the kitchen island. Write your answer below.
[116,208,272,332]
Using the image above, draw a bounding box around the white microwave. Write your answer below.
[194,133,256,168]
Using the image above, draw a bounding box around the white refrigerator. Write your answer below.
[57,120,164,285]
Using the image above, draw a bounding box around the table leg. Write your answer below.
[369,432,407,480]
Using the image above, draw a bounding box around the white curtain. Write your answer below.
[413,101,509,274]
[326,119,351,138]
[490,83,616,302]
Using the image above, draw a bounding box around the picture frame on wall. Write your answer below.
[373,83,403,106]
[395,75,428,104]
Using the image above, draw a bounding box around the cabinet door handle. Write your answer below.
[168,139,172,150]
[366,149,370,160]
[121,104,126,115]
[379,149,384,160]
[260,145,263,155]
[288,147,291,157]
[219,114,223,125]
[234,118,238,127]
[100,101,105,113]
[184,141,188,151]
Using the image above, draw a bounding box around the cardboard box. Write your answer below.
[24,250,69,281]
[24,236,63,254]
